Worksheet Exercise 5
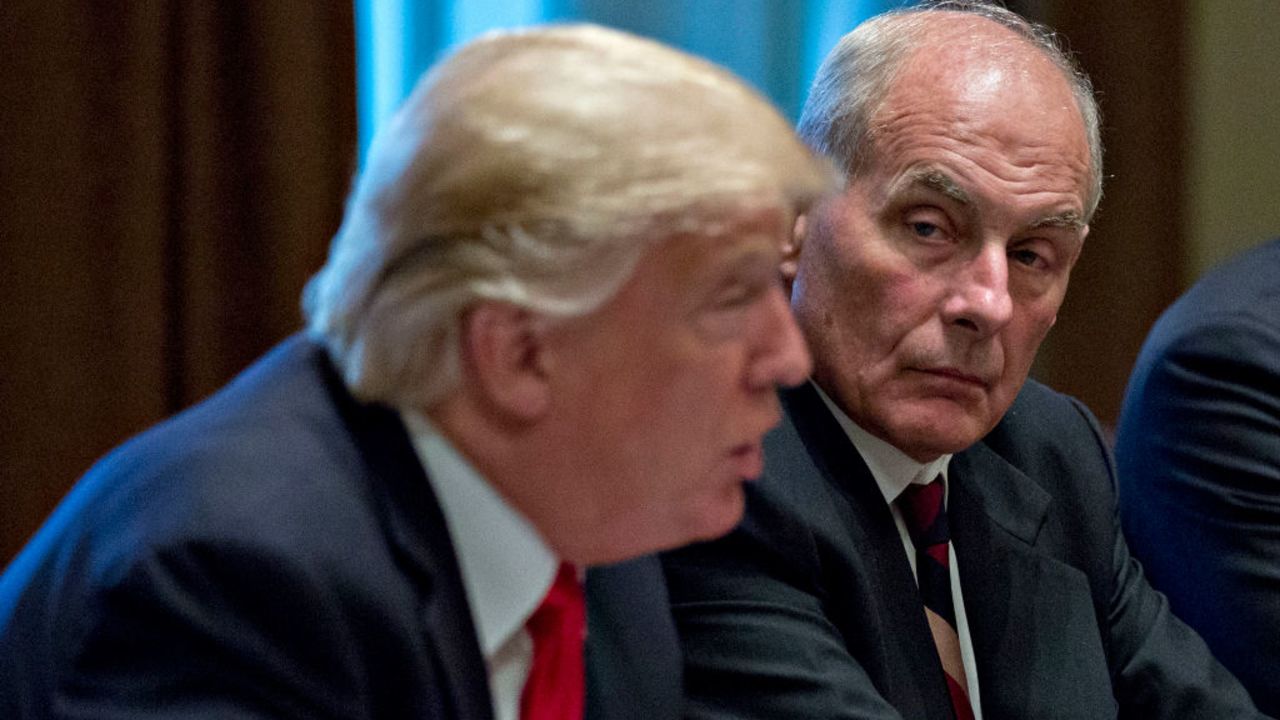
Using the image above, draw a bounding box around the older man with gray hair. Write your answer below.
[663,2,1268,718]
[0,25,832,719]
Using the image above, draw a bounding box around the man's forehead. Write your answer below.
[901,12,1046,67]
[875,14,1079,122]
[859,49,1092,224]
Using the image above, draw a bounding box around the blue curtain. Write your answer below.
[354,0,902,162]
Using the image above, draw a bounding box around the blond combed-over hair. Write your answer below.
[304,24,836,409]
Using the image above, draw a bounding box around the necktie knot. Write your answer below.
[526,563,584,637]
[899,477,950,554]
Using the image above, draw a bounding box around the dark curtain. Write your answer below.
[0,3,356,564]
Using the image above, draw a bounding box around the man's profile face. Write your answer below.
[792,31,1091,461]
[543,206,812,563]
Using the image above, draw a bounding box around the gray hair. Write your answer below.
[797,0,1103,219]
[304,24,835,410]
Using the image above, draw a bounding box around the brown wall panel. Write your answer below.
[1022,0,1189,428]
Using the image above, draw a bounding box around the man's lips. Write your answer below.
[729,408,782,480]
[915,367,991,388]
[729,442,765,480]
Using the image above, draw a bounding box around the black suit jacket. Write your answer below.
[663,380,1263,719]
[0,336,680,719]
[1115,238,1280,716]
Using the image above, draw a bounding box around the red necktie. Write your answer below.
[899,479,975,720]
[520,562,586,720]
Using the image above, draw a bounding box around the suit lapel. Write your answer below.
[318,348,495,720]
[949,443,1115,719]
[584,556,682,720]
[780,385,956,720]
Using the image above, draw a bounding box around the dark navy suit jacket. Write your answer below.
[1116,238,1280,716]
[0,336,680,719]
[663,380,1264,719]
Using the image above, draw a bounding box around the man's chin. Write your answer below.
[884,413,992,461]
[587,487,746,563]
[685,485,748,545]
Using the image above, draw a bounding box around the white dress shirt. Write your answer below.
[814,385,984,718]
[402,410,559,720]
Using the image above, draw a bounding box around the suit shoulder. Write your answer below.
[983,379,1113,489]
[1140,239,1280,357]
[3,338,407,612]
[999,379,1104,440]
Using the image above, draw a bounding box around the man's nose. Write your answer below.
[941,243,1013,337]
[749,285,812,389]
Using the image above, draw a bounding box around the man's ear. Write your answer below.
[1067,224,1090,271]
[459,302,551,423]
[780,214,806,295]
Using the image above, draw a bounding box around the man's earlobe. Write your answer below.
[460,302,552,422]
[780,215,806,293]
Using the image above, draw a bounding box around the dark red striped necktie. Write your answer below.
[520,562,586,720]
[899,479,976,720]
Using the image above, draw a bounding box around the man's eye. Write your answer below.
[910,222,939,238]
[714,285,754,309]
[1010,248,1043,267]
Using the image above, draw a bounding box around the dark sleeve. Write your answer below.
[1047,396,1265,719]
[1115,312,1280,716]
[55,539,370,719]
[661,486,904,720]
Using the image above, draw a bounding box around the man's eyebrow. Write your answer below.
[1031,210,1086,231]
[901,168,973,207]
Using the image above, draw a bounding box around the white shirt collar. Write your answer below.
[812,382,952,504]
[400,410,558,659]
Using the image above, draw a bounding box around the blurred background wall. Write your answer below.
[1185,0,1280,279]
[1,3,358,565]
[3,0,1278,565]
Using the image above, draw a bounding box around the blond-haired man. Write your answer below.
[0,25,833,719]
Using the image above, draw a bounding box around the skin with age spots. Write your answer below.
[791,15,1091,462]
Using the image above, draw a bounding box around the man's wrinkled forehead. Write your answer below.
[855,28,1090,189]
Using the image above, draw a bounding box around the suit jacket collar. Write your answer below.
[779,385,957,720]
[400,409,558,660]
[780,382,1053,547]
[309,337,681,720]
[585,557,683,720]
[311,340,496,720]
[810,382,953,504]
[949,442,1051,547]
[948,414,1117,718]
[781,382,1082,720]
